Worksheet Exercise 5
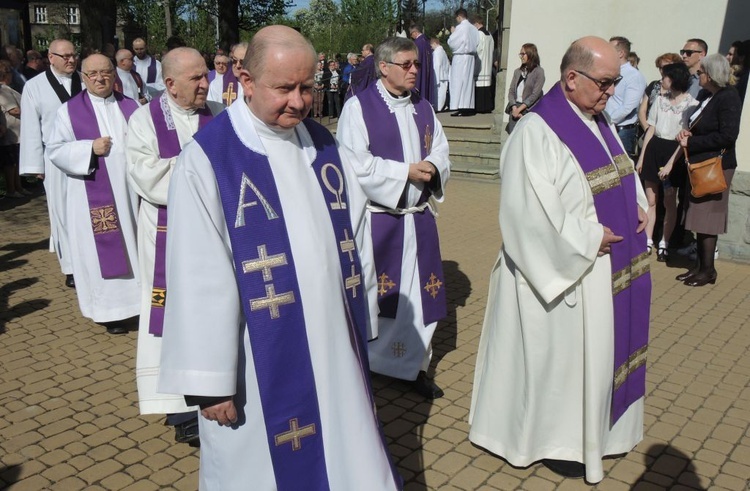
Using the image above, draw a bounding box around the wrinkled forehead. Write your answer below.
[83,57,112,72]
[393,49,418,61]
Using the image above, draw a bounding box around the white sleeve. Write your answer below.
[46,105,96,176]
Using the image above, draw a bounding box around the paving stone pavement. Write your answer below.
[1,178,749,491]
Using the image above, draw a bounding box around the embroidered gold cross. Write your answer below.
[274,418,316,451]
[339,229,355,262]
[242,245,287,282]
[223,83,237,106]
[345,264,361,297]
[250,284,295,319]
[91,206,118,234]
[423,273,442,299]
[377,273,396,296]
[392,342,407,357]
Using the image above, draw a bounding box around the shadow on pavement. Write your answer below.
[632,443,706,489]
[0,464,23,487]
[432,260,471,367]
[0,278,50,334]
[0,238,49,273]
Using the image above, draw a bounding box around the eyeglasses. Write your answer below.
[83,70,114,80]
[518,52,528,57]
[680,49,703,56]
[231,58,243,66]
[574,70,622,91]
[386,60,421,71]
[51,52,77,61]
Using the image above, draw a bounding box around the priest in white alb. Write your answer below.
[19,39,83,288]
[46,54,141,333]
[127,47,224,444]
[132,38,165,98]
[473,17,495,113]
[337,37,451,400]
[431,37,450,112]
[114,49,148,104]
[469,37,651,483]
[447,8,478,116]
[157,26,400,490]
[208,43,245,107]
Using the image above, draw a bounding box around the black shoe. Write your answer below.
[684,272,717,287]
[175,418,200,444]
[656,248,668,262]
[542,459,586,478]
[450,111,463,117]
[106,324,128,335]
[65,274,75,288]
[675,270,698,281]
[412,371,444,399]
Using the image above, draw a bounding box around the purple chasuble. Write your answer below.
[346,56,376,101]
[532,83,651,423]
[67,90,138,279]
[221,70,239,106]
[413,34,436,107]
[146,56,157,84]
[357,83,448,325]
[147,93,214,336]
[193,113,401,491]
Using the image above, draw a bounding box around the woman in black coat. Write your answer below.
[675,54,742,286]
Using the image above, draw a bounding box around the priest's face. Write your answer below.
[214,55,229,75]
[379,49,419,95]
[82,54,115,99]
[231,46,247,78]
[133,39,148,60]
[48,40,77,75]
[167,55,210,110]
[564,45,620,116]
[241,46,315,130]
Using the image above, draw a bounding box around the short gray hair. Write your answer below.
[701,53,731,88]
[374,37,417,77]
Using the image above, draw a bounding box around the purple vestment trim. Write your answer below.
[147,94,214,336]
[222,70,239,106]
[67,90,138,279]
[114,69,144,100]
[532,83,651,424]
[193,112,400,490]
[208,70,216,83]
[146,56,157,84]
[346,56,376,101]
[357,83,448,325]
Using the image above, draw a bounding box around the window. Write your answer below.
[35,6,48,24]
[66,6,79,25]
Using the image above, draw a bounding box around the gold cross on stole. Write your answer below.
[339,229,355,262]
[423,273,442,299]
[223,83,237,106]
[377,273,396,296]
[345,265,361,297]
[242,245,288,282]
[90,205,119,234]
[250,284,295,319]
[274,418,316,451]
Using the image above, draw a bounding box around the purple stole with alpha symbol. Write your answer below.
[67,90,138,278]
[147,94,214,336]
[532,83,651,424]
[357,83,447,325]
[193,111,401,490]
[222,70,239,106]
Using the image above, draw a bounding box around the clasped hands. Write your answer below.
[598,207,647,256]
[408,161,437,183]
[92,136,112,157]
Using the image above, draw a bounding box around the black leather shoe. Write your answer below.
[412,371,444,399]
[175,418,200,444]
[65,274,75,288]
[106,324,128,335]
[450,111,463,117]
[656,248,668,262]
[675,270,698,281]
[684,272,717,287]
[542,459,586,478]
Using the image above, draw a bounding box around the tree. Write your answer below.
[295,0,339,54]
[339,0,397,51]
[79,0,119,50]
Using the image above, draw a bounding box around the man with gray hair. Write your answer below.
[470,36,650,482]
[127,46,223,444]
[338,36,451,399]
[157,26,400,489]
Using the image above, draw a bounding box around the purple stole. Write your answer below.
[532,83,651,423]
[357,83,447,325]
[221,70,239,106]
[208,69,216,83]
[146,56,157,84]
[414,34,435,106]
[147,94,214,336]
[67,91,139,278]
[114,69,144,99]
[193,113,401,490]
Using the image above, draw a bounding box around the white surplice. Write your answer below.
[158,102,398,491]
[115,67,142,101]
[432,45,450,112]
[468,103,648,484]
[19,69,82,274]
[207,75,243,106]
[133,55,164,97]
[127,97,224,415]
[337,80,451,381]
[46,92,140,322]
[447,19,478,110]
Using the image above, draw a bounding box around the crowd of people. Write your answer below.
[0,15,746,490]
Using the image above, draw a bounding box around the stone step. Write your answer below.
[446,134,501,155]
[450,162,499,179]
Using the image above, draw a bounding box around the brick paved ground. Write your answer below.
[1,178,749,490]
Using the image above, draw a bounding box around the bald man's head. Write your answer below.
[48,39,77,75]
[81,54,115,98]
[560,36,621,115]
[244,25,316,78]
[162,47,210,110]
[115,49,135,71]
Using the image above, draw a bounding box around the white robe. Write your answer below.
[475,30,494,88]
[432,45,450,112]
[115,67,143,102]
[207,74,243,106]
[468,103,648,484]
[46,92,140,322]
[127,97,224,415]
[133,55,165,97]
[337,80,451,381]
[19,70,83,275]
[158,101,398,491]
[447,19,478,110]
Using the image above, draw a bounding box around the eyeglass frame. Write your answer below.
[385,60,421,71]
[230,57,243,66]
[83,69,115,80]
[680,49,703,57]
[51,52,78,61]
[573,69,623,92]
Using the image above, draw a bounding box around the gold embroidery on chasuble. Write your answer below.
[345,265,361,297]
[339,229,355,262]
[250,284,296,319]
[585,154,633,196]
[242,244,295,319]
[90,205,119,234]
[274,418,317,451]
[235,173,278,227]
[320,163,347,210]
[151,288,166,307]
[613,345,648,390]
[423,273,443,299]
[614,154,634,178]
[377,273,396,296]
[223,83,237,106]
[611,251,650,296]
[242,245,288,282]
